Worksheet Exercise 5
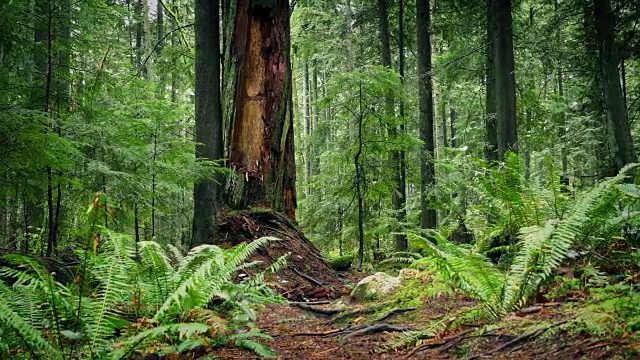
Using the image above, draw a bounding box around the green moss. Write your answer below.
[328,254,353,271]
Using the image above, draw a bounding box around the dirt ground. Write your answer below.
[212,291,637,359]
[206,213,637,359]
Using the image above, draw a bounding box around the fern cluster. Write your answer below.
[406,165,636,319]
[0,222,286,359]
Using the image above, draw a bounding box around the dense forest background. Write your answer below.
[0,0,638,259]
[0,0,638,358]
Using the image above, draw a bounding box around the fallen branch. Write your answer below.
[292,303,348,316]
[292,328,345,336]
[469,318,574,359]
[339,324,412,344]
[326,304,385,325]
[292,267,324,286]
[375,307,418,322]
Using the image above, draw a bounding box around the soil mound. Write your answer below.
[213,210,345,301]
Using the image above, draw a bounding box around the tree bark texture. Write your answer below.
[395,0,408,251]
[491,0,518,160]
[193,0,224,246]
[485,0,498,162]
[417,0,437,230]
[594,0,636,172]
[227,0,297,220]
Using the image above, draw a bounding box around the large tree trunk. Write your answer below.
[192,0,224,246]
[594,0,636,173]
[226,0,297,220]
[417,0,437,230]
[491,0,518,159]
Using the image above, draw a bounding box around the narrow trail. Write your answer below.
[214,292,633,360]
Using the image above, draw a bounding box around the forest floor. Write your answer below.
[202,212,638,359]
[211,270,638,360]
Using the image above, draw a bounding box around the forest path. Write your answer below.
[214,289,632,360]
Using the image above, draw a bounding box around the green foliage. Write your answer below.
[0,213,284,359]
[407,165,637,319]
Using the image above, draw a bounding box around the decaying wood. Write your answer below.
[339,324,412,345]
[375,307,418,322]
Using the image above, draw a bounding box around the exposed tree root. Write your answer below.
[468,318,574,359]
[292,267,324,286]
[375,307,418,322]
[291,303,349,316]
[339,324,413,345]
[326,304,386,325]
[404,328,477,359]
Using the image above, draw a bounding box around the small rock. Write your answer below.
[349,272,401,302]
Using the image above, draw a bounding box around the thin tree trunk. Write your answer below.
[395,0,408,251]
[355,83,365,270]
[312,60,320,174]
[304,58,311,195]
[485,0,498,162]
[135,0,143,70]
[450,106,457,147]
[417,0,437,230]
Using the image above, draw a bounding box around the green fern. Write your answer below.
[153,237,278,321]
[0,301,63,360]
[229,331,276,358]
[82,229,137,355]
[408,165,637,319]
[111,322,211,360]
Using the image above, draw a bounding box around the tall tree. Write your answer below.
[395,0,408,251]
[490,0,518,159]
[226,0,297,219]
[593,0,636,172]
[378,0,407,250]
[485,0,498,161]
[417,0,437,230]
[192,0,224,246]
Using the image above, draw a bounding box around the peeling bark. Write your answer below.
[227,0,297,219]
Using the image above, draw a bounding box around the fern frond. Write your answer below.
[111,322,210,360]
[165,244,185,269]
[229,331,275,358]
[233,339,276,358]
[381,326,438,352]
[153,237,276,321]
[84,229,136,354]
[503,165,636,313]
[138,241,175,305]
[0,301,63,360]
